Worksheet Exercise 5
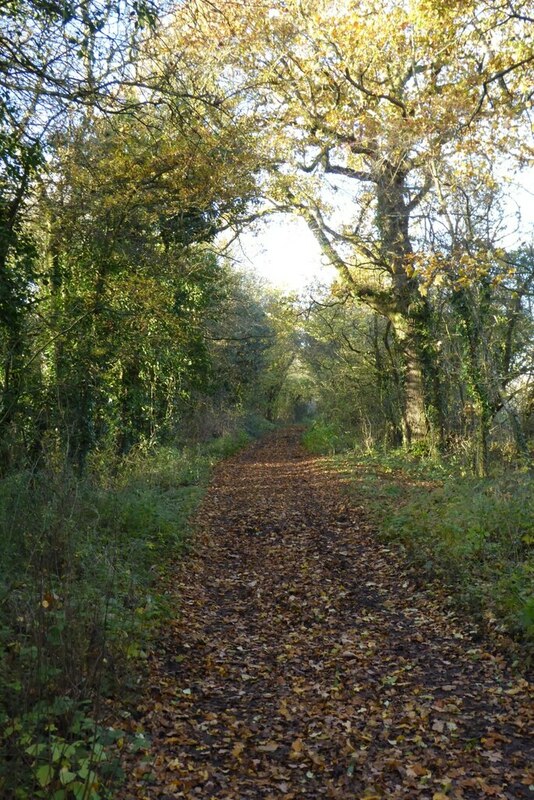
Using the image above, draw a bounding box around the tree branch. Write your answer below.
[344,67,408,117]
[324,151,376,183]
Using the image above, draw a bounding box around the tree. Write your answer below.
[28,96,264,466]
[301,288,404,446]
[0,0,159,466]
[169,0,534,443]
[413,155,534,472]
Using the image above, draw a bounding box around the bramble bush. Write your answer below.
[302,420,353,454]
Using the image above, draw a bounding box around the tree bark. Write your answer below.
[400,334,428,444]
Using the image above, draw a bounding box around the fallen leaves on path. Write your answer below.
[118,429,533,799]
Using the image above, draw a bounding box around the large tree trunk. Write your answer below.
[377,171,431,445]
[401,334,428,444]
[372,316,402,445]
[302,166,440,445]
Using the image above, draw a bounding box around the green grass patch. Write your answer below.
[319,446,534,663]
[302,420,355,454]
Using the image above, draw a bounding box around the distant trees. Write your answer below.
[301,243,534,472]
[300,294,402,448]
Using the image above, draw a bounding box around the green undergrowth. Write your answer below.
[0,429,252,799]
[302,420,357,454]
[306,432,534,665]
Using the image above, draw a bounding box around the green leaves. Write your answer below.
[21,720,123,799]
[58,766,76,785]
[35,764,54,788]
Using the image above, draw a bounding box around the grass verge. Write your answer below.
[0,430,252,799]
[304,429,534,667]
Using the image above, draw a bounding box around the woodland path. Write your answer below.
[121,429,533,800]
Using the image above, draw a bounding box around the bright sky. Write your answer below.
[233,170,534,293]
[234,214,334,293]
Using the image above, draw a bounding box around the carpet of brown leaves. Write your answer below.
[119,429,533,799]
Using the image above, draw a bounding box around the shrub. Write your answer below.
[205,430,251,458]
[241,412,276,439]
[302,420,351,454]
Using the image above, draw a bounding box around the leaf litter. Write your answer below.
[117,429,533,799]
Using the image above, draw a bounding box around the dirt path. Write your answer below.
[121,429,533,799]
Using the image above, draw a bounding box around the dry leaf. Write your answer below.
[232,742,245,758]
[258,741,279,753]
